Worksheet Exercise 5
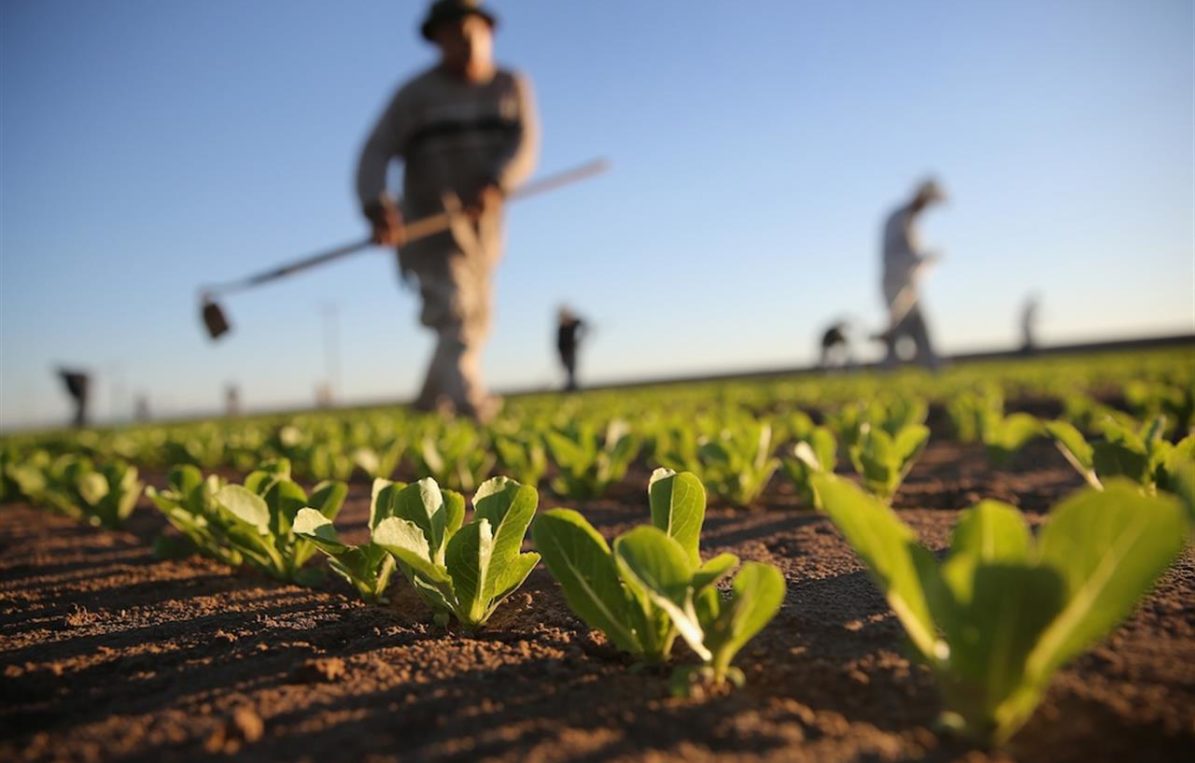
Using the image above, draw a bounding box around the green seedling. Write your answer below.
[534,469,784,692]
[371,476,540,629]
[848,422,929,502]
[813,473,1188,744]
[780,426,837,508]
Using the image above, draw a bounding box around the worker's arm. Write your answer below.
[356,86,412,245]
[490,72,540,195]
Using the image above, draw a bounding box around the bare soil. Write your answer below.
[1,439,1192,763]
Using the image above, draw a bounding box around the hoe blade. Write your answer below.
[202,298,231,340]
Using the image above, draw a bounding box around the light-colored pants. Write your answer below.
[883,305,937,368]
[400,212,502,415]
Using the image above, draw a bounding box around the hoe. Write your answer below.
[200,158,608,340]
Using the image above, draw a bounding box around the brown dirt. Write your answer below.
[1,440,1192,763]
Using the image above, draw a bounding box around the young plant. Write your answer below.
[147,464,244,567]
[148,459,347,583]
[848,422,929,502]
[546,419,639,499]
[981,412,1041,468]
[292,479,410,603]
[492,432,548,488]
[1046,417,1192,494]
[42,457,143,529]
[534,469,785,691]
[370,476,540,629]
[780,426,837,508]
[813,473,1188,744]
[351,438,404,481]
[692,420,781,507]
[414,421,496,492]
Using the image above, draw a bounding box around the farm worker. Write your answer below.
[556,306,587,392]
[356,0,539,422]
[877,178,946,369]
[57,369,90,428]
[819,320,852,370]
[1020,294,1041,354]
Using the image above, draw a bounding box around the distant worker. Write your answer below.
[225,384,240,417]
[556,306,588,391]
[356,0,539,422]
[819,320,852,370]
[876,178,946,369]
[1020,294,1041,354]
[57,368,90,428]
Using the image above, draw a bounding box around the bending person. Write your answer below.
[877,178,946,369]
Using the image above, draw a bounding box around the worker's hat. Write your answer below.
[421,0,498,41]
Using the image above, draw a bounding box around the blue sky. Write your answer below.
[2,0,1192,429]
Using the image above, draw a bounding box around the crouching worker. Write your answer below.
[356,0,539,422]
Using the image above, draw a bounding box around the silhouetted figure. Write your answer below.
[225,384,241,417]
[557,307,587,391]
[1021,294,1040,354]
[875,178,946,370]
[57,369,90,428]
[819,321,852,369]
[356,0,539,423]
[134,395,151,422]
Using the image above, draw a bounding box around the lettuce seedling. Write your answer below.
[148,464,243,567]
[148,459,347,583]
[293,478,410,603]
[848,422,929,502]
[546,420,639,499]
[371,476,540,629]
[492,432,548,488]
[351,438,404,481]
[415,421,496,492]
[781,426,837,508]
[981,412,1041,468]
[813,473,1188,744]
[534,469,785,690]
[1046,418,1193,497]
[692,421,781,507]
[41,457,143,529]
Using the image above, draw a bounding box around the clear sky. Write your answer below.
[2,0,1192,429]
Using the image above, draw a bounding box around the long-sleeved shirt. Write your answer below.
[880,202,928,304]
[356,65,539,222]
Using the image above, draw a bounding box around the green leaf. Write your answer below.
[215,485,270,534]
[76,472,109,506]
[936,564,1066,744]
[393,478,449,557]
[613,526,704,659]
[1027,481,1188,680]
[648,469,706,568]
[445,519,494,627]
[293,507,347,553]
[532,508,640,655]
[940,501,1031,603]
[813,474,942,661]
[373,516,452,585]
[704,562,786,680]
[692,552,739,593]
[1044,421,1100,488]
[473,477,538,599]
[1092,441,1150,485]
[264,479,308,537]
[309,480,348,521]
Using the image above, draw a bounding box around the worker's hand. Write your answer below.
[364,201,404,246]
[465,182,504,219]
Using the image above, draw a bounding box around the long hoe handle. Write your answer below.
[201,158,609,298]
